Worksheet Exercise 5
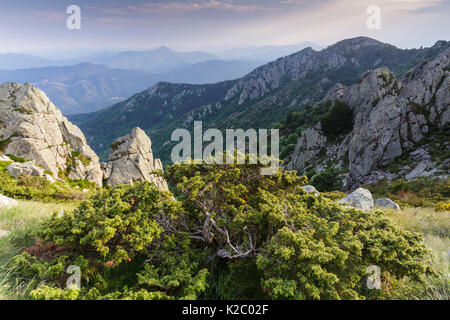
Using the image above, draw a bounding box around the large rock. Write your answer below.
[0,194,18,208]
[0,82,103,186]
[0,154,12,162]
[103,127,168,190]
[301,185,320,196]
[338,188,374,211]
[6,161,44,178]
[6,161,56,183]
[374,198,401,211]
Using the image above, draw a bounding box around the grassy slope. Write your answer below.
[0,201,77,299]
[0,161,89,299]
[380,207,449,300]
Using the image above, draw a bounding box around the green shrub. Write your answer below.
[71,152,91,166]
[366,177,449,207]
[310,167,346,192]
[5,154,27,163]
[322,190,347,201]
[0,138,11,153]
[320,102,354,140]
[280,144,296,160]
[7,158,433,300]
[9,182,209,300]
[0,161,86,202]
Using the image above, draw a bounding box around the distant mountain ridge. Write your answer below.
[73,37,450,164]
[0,53,57,70]
[0,43,322,71]
[81,46,218,71]
[0,60,263,115]
[0,47,217,71]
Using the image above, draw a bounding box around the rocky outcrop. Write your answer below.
[0,155,11,162]
[301,185,320,196]
[374,198,401,211]
[224,38,388,106]
[103,127,168,190]
[338,188,374,211]
[0,194,18,208]
[287,49,450,187]
[6,161,44,178]
[0,82,103,186]
[6,161,56,183]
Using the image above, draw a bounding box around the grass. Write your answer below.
[381,235,449,300]
[419,235,450,300]
[0,201,77,299]
[379,206,449,300]
[383,207,450,238]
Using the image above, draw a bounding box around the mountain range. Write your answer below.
[0,60,262,115]
[71,37,450,165]
[0,47,216,71]
[0,43,321,71]
[0,44,325,115]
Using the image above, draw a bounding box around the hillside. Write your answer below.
[74,37,450,163]
[73,81,237,160]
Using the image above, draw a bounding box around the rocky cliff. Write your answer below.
[102,127,168,190]
[287,48,450,187]
[0,82,103,185]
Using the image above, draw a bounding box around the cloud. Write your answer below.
[31,10,66,20]
[352,0,447,13]
[384,0,445,9]
[126,0,273,14]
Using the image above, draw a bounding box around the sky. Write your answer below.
[0,0,449,56]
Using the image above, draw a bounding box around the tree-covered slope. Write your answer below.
[75,81,237,160]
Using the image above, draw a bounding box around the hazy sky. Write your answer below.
[0,0,449,56]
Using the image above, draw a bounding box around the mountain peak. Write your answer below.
[154,46,172,52]
[331,36,388,50]
[432,40,450,50]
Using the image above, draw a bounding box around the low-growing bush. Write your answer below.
[310,167,346,192]
[6,157,434,300]
[320,102,354,140]
[322,190,347,201]
[435,201,450,212]
[0,161,87,202]
[367,177,450,208]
